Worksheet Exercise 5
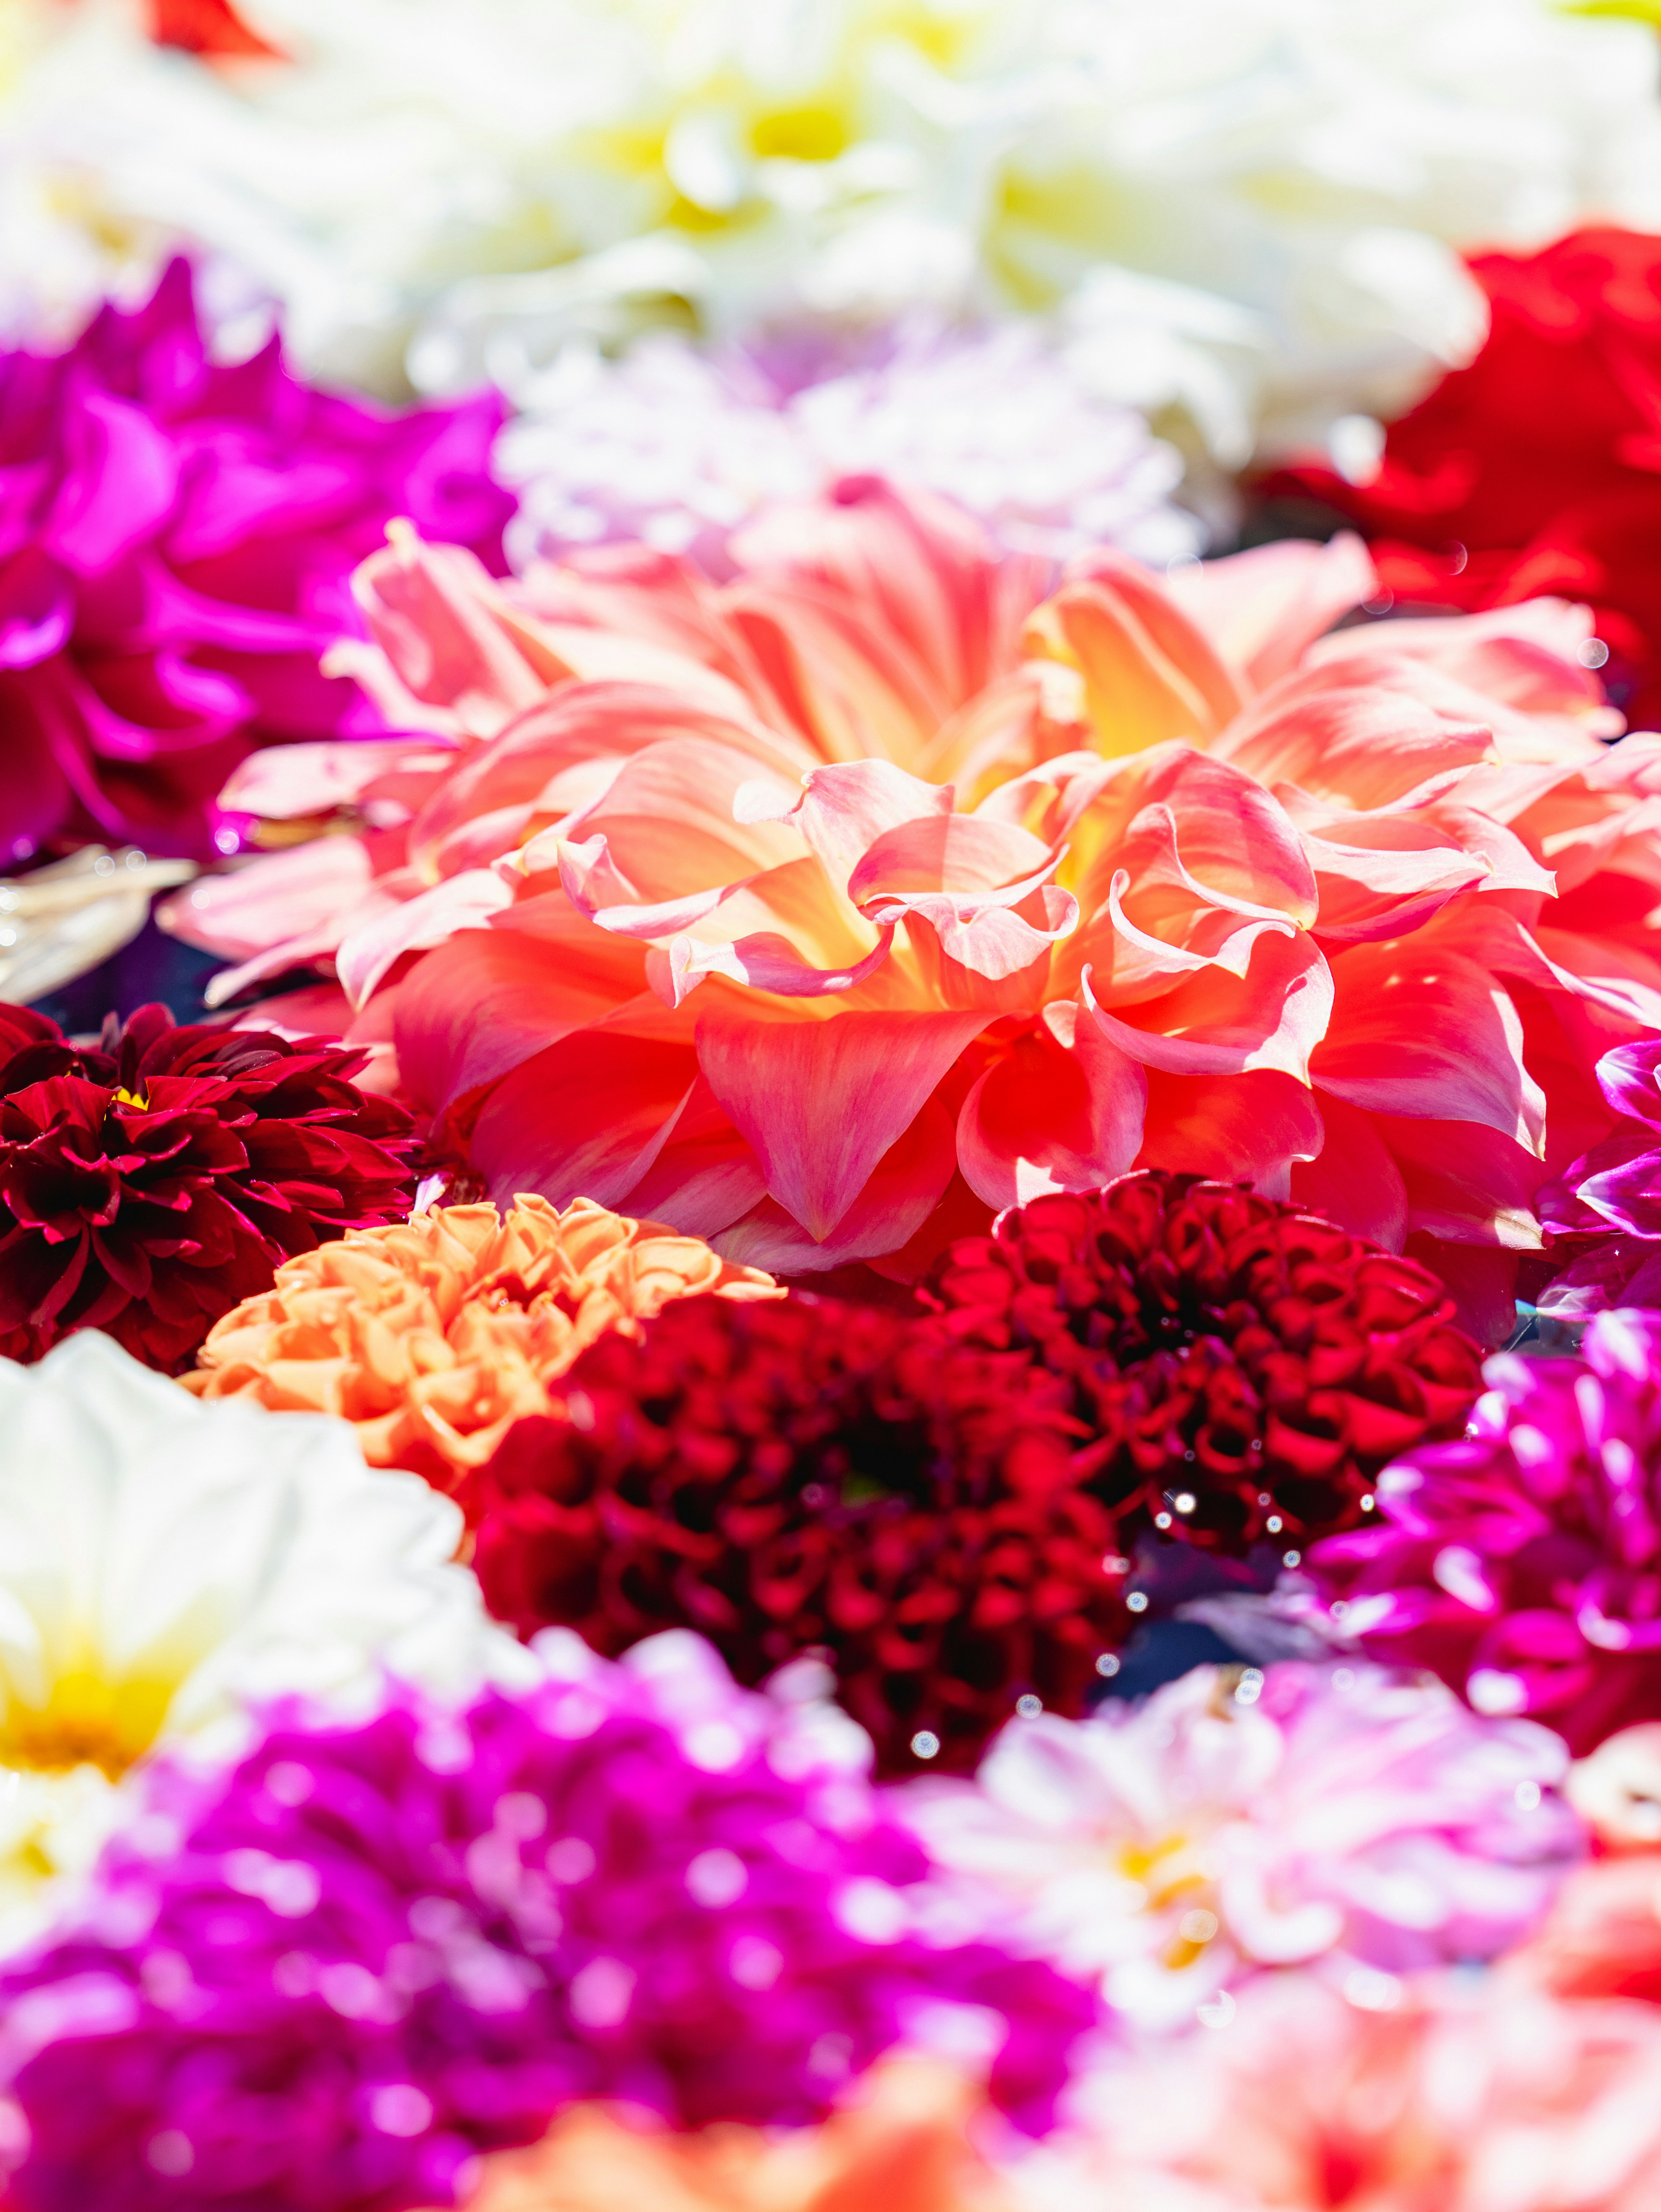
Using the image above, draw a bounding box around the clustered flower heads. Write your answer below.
[471,1293,1128,1777]
[185,1195,781,1485]
[0,1632,1094,2212]
[902,1659,1581,2035]
[0,1330,519,1952]
[0,255,510,864]
[923,1174,1485,1550]
[1307,1309,1661,1754]
[0,998,415,1372]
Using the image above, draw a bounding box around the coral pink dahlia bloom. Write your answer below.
[166,481,1658,1288]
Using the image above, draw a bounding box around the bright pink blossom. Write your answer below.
[165,482,1659,1300]
[0,259,510,861]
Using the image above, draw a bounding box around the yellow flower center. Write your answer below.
[110,1085,149,1113]
[0,1665,178,1781]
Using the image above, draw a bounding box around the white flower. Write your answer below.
[900,1662,1581,2035]
[496,321,1201,570]
[6,0,1661,460]
[0,1330,527,1948]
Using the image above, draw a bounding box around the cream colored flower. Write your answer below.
[0,1329,526,1949]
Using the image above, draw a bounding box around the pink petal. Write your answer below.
[956,1004,1146,1209]
[1082,928,1334,1082]
[218,738,452,821]
[1137,1068,1326,1198]
[468,1035,701,1211]
[336,867,513,1011]
[1026,558,1243,753]
[1161,532,1377,691]
[695,1003,986,1241]
[1289,1092,1410,1250]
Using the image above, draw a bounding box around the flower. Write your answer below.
[922,1174,1484,1549]
[0,998,415,1373]
[1276,228,1661,735]
[1534,1038,1661,1317]
[0,1328,519,1954]
[901,1659,1579,2035]
[496,323,1200,574]
[408,2059,1002,2212]
[167,485,1653,1310]
[470,1292,1128,1775]
[0,1632,1095,2212]
[0,254,511,863]
[1030,1972,1661,2212]
[184,1194,782,1487]
[1305,1309,1661,1754]
[12,0,1661,463]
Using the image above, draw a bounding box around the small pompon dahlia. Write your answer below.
[0,1634,1094,2212]
[471,1296,1130,1777]
[0,256,511,864]
[1305,1310,1661,1754]
[184,1196,781,1485]
[922,1175,1484,1553]
[0,999,414,1373]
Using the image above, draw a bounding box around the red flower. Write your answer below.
[471,1296,1129,1776]
[920,1174,1485,1551]
[1271,226,1661,725]
[0,1002,414,1372]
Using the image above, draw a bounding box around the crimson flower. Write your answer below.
[921,1174,1485,1551]
[1273,227,1661,726]
[471,1296,1129,1777]
[0,1001,414,1372]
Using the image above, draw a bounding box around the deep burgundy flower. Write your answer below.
[0,256,512,863]
[920,1174,1485,1552]
[0,1638,1094,2212]
[1305,1309,1661,1756]
[1270,227,1661,725]
[0,999,414,1371]
[471,1296,1130,1777]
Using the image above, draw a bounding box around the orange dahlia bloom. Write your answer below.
[181,1194,779,1485]
[434,2062,1008,2212]
[166,483,1661,1316]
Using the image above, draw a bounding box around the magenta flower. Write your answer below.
[0,257,512,864]
[0,1633,1092,2212]
[1537,1039,1661,1315]
[1306,1310,1661,1752]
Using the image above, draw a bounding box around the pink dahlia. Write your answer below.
[1306,1310,1661,1753]
[0,1634,1093,2212]
[902,1659,1580,2035]
[1535,1038,1661,1315]
[165,482,1655,1308]
[0,257,510,864]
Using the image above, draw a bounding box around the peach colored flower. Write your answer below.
[164,485,1661,1309]
[1029,1973,1661,2212]
[181,1194,780,1488]
[432,2061,1010,2212]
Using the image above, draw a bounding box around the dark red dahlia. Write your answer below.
[471,1296,1129,1776]
[0,1000,415,1372]
[921,1173,1485,1552]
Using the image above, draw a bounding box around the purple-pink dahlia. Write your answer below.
[1306,1309,1661,1754]
[1537,1039,1661,1316]
[0,256,512,864]
[0,1633,1092,2212]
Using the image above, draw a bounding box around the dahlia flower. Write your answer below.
[1306,1309,1661,1754]
[1280,228,1661,734]
[902,1659,1579,2035]
[0,1328,519,1954]
[11,0,1661,460]
[471,1293,1129,1775]
[414,2059,1004,2212]
[185,1194,780,1485]
[0,1633,1094,2212]
[167,485,1655,1309]
[497,325,1199,573]
[0,253,510,863]
[1026,1973,1661,2212]
[923,1175,1484,1549]
[0,998,414,1373]
[1534,1038,1661,1317]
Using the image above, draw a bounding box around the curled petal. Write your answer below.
[1082,928,1334,1082]
[955,1005,1146,1210]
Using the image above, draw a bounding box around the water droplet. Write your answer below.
[1015,1694,1042,1719]
[1095,1653,1120,1677]
[911,1731,940,1760]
